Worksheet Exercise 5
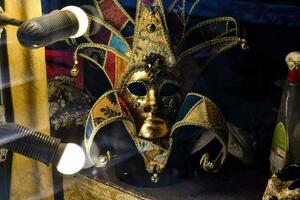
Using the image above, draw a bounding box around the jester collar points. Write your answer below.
[74,0,245,182]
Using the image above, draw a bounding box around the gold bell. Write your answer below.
[151,173,159,183]
[70,61,79,77]
[240,39,249,51]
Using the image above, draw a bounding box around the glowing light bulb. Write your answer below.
[56,143,85,175]
[62,6,89,38]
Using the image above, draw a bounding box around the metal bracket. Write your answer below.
[0,105,7,162]
[0,28,3,39]
[0,148,7,162]
[0,7,5,35]
[0,6,23,31]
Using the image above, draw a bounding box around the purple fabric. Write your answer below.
[141,0,153,5]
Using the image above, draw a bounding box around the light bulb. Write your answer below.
[62,6,89,38]
[56,143,85,175]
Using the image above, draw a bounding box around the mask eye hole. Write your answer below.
[127,82,147,96]
[160,82,180,96]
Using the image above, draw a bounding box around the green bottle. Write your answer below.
[270,51,300,173]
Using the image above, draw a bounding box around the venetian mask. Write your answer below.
[71,0,250,182]
[120,53,182,140]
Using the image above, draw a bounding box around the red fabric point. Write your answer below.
[142,0,153,5]
[99,0,128,30]
[118,96,130,116]
[104,52,116,86]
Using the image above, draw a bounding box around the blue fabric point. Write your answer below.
[110,34,128,54]
[176,94,202,122]
[85,115,94,139]
[121,21,134,37]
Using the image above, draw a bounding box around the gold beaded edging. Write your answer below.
[73,42,130,87]
[85,116,135,167]
[171,92,227,135]
[84,90,136,166]
[171,92,228,172]
[94,0,135,25]
[78,53,114,87]
[184,17,239,40]
[87,15,132,54]
[176,37,241,63]
[185,0,202,27]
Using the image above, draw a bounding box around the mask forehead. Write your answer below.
[127,68,180,87]
[128,70,149,84]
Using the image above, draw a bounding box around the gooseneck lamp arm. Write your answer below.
[0,123,61,165]
[0,123,86,175]
[0,7,23,27]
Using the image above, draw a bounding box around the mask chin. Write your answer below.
[139,117,169,139]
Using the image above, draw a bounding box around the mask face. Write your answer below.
[120,54,182,140]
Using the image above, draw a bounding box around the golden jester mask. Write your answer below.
[120,53,182,140]
[71,0,252,182]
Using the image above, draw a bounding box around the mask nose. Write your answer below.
[140,89,169,139]
[144,89,159,114]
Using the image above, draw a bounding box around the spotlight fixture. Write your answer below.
[0,123,85,175]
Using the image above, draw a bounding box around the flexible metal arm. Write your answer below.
[0,7,23,28]
[0,123,61,165]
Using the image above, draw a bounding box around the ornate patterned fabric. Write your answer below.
[71,0,249,181]
[48,76,94,130]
